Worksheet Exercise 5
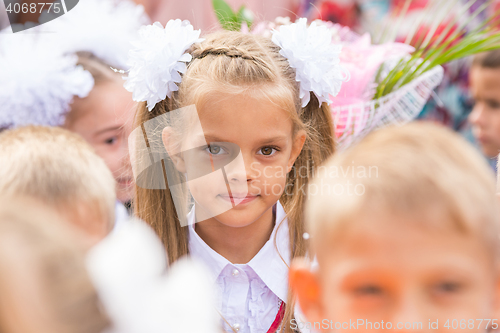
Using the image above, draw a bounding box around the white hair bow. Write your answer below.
[271,18,350,107]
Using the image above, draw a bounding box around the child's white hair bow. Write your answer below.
[271,18,350,107]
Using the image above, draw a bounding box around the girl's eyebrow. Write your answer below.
[200,134,289,145]
[94,125,123,136]
[255,135,289,145]
[199,134,225,143]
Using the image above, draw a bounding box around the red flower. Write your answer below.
[392,0,429,14]
[491,1,500,30]
[408,20,461,49]
[313,1,360,29]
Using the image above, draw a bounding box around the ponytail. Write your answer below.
[134,98,189,265]
[279,94,335,333]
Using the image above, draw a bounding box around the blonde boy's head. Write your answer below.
[307,122,498,258]
[291,123,500,333]
[0,126,116,241]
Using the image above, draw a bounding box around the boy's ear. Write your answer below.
[288,130,307,173]
[162,127,186,173]
[290,258,323,324]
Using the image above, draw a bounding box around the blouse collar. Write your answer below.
[188,201,291,302]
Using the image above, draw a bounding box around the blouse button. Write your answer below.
[232,268,240,277]
[232,323,240,331]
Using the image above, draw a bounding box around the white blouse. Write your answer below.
[188,201,291,333]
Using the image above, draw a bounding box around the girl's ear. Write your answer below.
[288,130,307,173]
[162,127,186,173]
[289,258,324,324]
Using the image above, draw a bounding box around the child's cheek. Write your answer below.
[256,164,289,197]
[100,150,121,178]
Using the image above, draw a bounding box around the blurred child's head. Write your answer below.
[291,122,500,332]
[0,41,136,204]
[0,197,109,333]
[64,52,136,203]
[0,126,116,243]
[469,50,500,158]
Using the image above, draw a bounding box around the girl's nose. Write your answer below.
[469,103,486,127]
[224,151,254,183]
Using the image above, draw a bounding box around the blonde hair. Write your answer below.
[76,52,120,84]
[0,126,116,233]
[134,30,336,332]
[306,122,499,262]
[0,197,109,333]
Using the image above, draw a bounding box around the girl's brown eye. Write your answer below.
[261,147,273,155]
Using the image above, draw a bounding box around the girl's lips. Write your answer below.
[218,194,258,205]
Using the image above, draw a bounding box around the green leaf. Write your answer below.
[212,0,239,30]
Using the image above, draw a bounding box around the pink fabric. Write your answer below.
[135,0,296,31]
[332,33,415,108]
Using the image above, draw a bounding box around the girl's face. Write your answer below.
[65,80,137,203]
[166,92,305,227]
